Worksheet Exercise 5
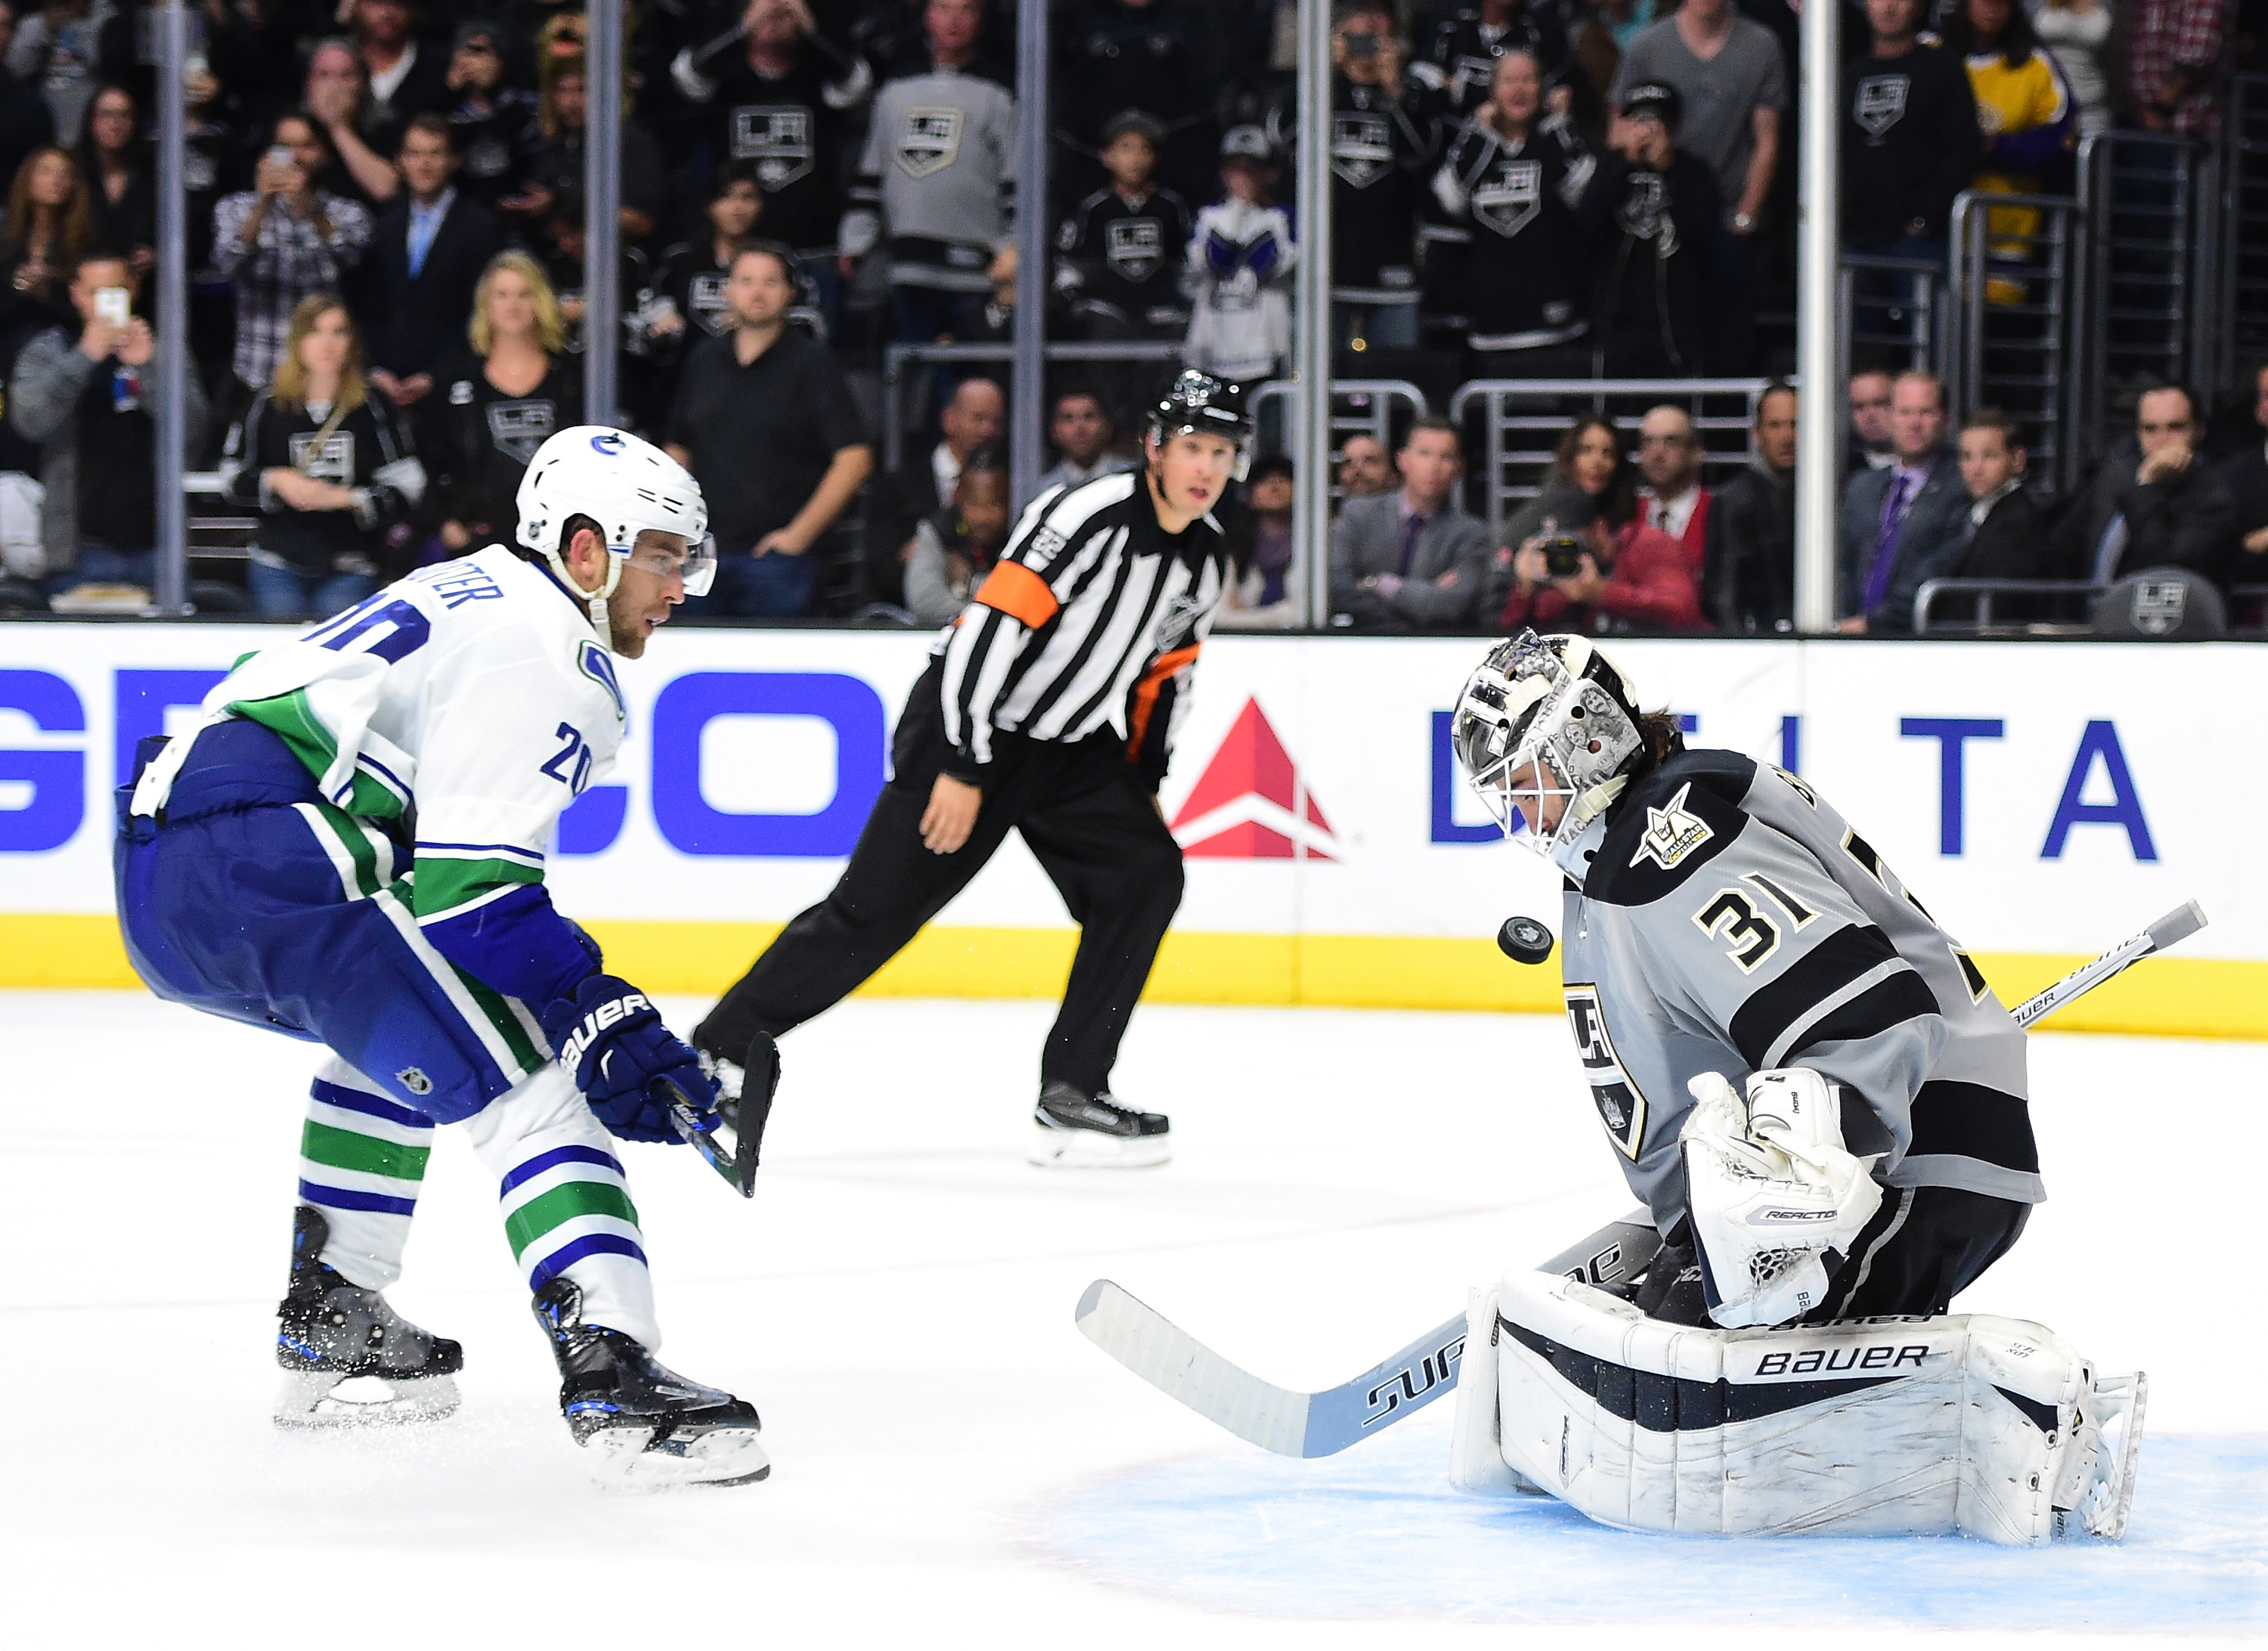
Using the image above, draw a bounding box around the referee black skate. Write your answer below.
[695,371,1249,1167]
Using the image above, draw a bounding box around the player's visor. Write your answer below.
[621,534,716,597]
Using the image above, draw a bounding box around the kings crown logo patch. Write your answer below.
[1631,781,1713,870]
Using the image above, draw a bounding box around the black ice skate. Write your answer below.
[273,1205,463,1426]
[1030,1080,1172,1169]
[531,1276,770,1487]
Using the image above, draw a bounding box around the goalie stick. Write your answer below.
[1075,900,2206,1457]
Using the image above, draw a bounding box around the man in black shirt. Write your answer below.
[665,243,872,618]
[1587,80,1721,376]
[1841,0,1980,259]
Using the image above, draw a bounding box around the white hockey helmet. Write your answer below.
[515,426,715,641]
[1450,630,1647,855]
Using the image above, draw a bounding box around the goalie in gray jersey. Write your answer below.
[1451,631,2040,1330]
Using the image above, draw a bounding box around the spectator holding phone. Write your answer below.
[211,112,373,408]
[221,293,425,618]
[10,247,208,597]
[443,23,540,216]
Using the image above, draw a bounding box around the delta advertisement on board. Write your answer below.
[0,624,2257,1036]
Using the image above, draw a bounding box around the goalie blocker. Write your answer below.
[1449,1268,2146,1545]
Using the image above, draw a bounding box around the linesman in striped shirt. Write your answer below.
[697,371,1248,1167]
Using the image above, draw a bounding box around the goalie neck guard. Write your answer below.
[515,426,715,646]
[1450,630,1647,857]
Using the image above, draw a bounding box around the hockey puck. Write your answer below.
[1497,915,1555,965]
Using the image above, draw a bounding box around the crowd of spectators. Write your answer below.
[0,0,2251,627]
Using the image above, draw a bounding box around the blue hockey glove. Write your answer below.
[540,974,717,1145]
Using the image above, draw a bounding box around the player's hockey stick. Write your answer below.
[663,1035,778,1199]
[2009,900,2205,1030]
[1076,900,2206,1456]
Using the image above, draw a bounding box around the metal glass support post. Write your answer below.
[153,1,190,613]
[1793,0,1841,633]
[1295,0,1333,627]
[1010,0,1048,506]
[584,0,623,426]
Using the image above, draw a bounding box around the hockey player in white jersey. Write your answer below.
[1441,631,2144,1544]
[113,427,769,1485]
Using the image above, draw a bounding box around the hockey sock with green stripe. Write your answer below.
[298,1055,434,1290]
[466,1063,661,1349]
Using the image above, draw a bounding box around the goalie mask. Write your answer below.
[1449,630,1646,855]
[516,426,716,646]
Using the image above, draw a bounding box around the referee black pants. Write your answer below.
[694,663,1186,1098]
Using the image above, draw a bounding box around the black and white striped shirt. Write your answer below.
[934,471,1229,789]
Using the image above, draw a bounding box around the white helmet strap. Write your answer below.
[545,522,621,646]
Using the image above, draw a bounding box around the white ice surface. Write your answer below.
[2,991,2261,1646]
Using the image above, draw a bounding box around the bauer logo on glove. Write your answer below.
[539,974,715,1145]
[553,990,652,1072]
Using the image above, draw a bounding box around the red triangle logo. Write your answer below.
[1169,698,1337,860]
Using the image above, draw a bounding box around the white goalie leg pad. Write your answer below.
[1492,1268,2146,1544]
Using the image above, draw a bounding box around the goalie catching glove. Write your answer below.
[1681,1067,1883,1328]
[541,974,717,1144]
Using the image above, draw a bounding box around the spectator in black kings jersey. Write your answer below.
[655,162,767,354]
[1330,4,1435,353]
[221,294,426,618]
[365,116,503,414]
[1585,80,1719,376]
[671,1,869,286]
[1842,0,1981,261]
[425,252,581,556]
[1054,110,1191,340]
[1431,51,1596,376]
[1414,0,1571,120]
[664,243,872,617]
[444,24,540,216]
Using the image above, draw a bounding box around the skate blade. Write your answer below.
[1027,1123,1172,1169]
[273,1370,461,1428]
[581,1423,772,1488]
